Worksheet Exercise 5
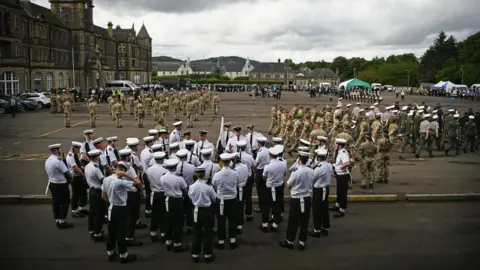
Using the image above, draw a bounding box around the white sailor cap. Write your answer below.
[346,104,351,107]
[88,149,102,157]
[126,138,140,146]
[369,106,375,109]
[272,137,283,143]
[164,158,179,167]
[298,146,310,152]
[376,112,383,117]
[386,105,394,110]
[359,109,364,112]
[418,106,425,109]
[432,115,438,119]
[432,110,438,114]
[298,151,310,157]
[107,136,118,142]
[148,129,159,135]
[274,145,284,153]
[365,112,371,117]
[417,109,423,113]
[185,139,196,146]
[151,144,163,151]
[299,139,310,146]
[176,149,189,158]
[158,129,168,134]
[469,115,475,120]
[119,148,132,156]
[453,114,460,118]
[71,141,82,148]
[48,143,62,150]
[118,161,130,170]
[423,114,431,118]
[257,136,268,143]
[219,153,235,161]
[200,148,212,156]
[83,129,94,135]
[153,152,166,159]
[374,103,379,106]
[448,109,455,112]
[356,102,361,105]
[315,148,328,156]
[317,136,328,141]
[379,97,383,100]
[269,147,281,156]
[195,167,206,173]
[169,142,180,149]
[402,106,408,111]
[173,121,183,126]
[335,138,347,144]
[236,140,247,147]
[407,111,414,116]
[336,105,341,108]
[92,137,104,145]
[143,136,155,142]
[391,110,399,113]
[338,98,343,100]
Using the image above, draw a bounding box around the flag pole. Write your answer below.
[72,47,75,88]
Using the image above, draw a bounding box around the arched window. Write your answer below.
[0,72,20,95]
[65,72,70,88]
[133,73,140,84]
[34,72,42,91]
[58,72,63,88]
[119,72,125,80]
[46,72,53,90]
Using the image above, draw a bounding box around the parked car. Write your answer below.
[0,95,37,111]
[20,92,51,108]
[0,99,8,114]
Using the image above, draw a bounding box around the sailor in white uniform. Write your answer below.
[148,144,164,167]
[45,143,73,229]
[184,139,201,166]
[141,136,155,217]
[309,148,332,238]
[169,142,180,160]
[193,130,213,163]
[179,130,192,149]
[146,152,168,242]
[329,138,351,218]
[236,140,255,221]
[66,141,88,218]
[84,149,106,241]
[158,129,170,158]
[231,152,248,233]
[197,148,221,183]
[80,129,95,165]
[226,126,250,154]
[169,121,183,144]
[148,129,160,144]
[246,124,262,158]
[253,136,269,214]
[219,122,234,154]
[176,149,196,232]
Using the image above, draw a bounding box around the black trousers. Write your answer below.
[252,150,258,160]
[191,207,214,256]
[286,197,312,243]
[279,183,285,214]
[49,182,70,220]
[336,174,350,211]
[237,186,245,226]
[71,176,88,211]
[184,193,194,229]
[107,205,128,255]
[244,175,254,216]
[217,198,238,241]
[312,187,330,230]
[261,185,283,224]
[166,197,185,244]
[255,169,267,213]
[143,174,152,212]
[126,191,140,239]
[88,188,106,234]
[150,192,167,235]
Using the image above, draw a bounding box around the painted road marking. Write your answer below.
[38,118,96,138]
[0,154,50,161]
[13,141,22,145]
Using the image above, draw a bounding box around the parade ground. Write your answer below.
[0,91,479,198]
[0,202,478,270]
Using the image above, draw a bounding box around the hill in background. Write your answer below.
[153,55,260,64]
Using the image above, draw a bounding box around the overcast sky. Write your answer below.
[32,0,480,62]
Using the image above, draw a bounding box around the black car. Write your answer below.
[0,99,8,114]
[0,95,37,111]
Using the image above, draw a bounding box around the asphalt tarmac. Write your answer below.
[0,91,479,196]
[0,202,478,270]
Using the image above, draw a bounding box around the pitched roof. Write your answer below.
[94,25,114,41]
[251,62,292,73]
[157,63,183,71]
[21,1,68,28]
[112,26,132,42]
[310,68,339,78]
[225,63,244,72]
[190,63,216,72]
[137,24,150,38]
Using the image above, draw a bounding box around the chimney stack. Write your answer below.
[278,58,281,63]
[107,21,113,37]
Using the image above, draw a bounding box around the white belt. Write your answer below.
[238,186,243,201]
[150,191,154,206]
[107,204,113,221]
[271,187,276,202]
[219,198,225,216]
[300,197,305,213]
[165,197,169,212]
[322,187,327,201]
[194,206,199,223]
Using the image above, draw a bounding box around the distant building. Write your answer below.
[249,61,295,84]
[0,0,152,94]
[294,68,340,86]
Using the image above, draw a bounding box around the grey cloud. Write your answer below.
[95,0,262,13]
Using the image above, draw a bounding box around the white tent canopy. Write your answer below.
[433,81,445,87]
[434,81,456,89]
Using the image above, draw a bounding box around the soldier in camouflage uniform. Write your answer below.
[268,104,278,135]
[399,111,414,159]
[376,129,390,184]
[357,134,377,189]
[136,100,145,128]
[444,114,460,156]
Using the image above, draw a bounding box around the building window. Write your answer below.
[252,74,256,79]
[0,72,20,95]
[261,73,265,79]
[133,73,140,84]
[46,72,53,90]
[119,72,125,80]
[118,60,125,67]
[280,74,284,78]
[118,44,126,53]
[34,72,42,91]
[58,72,63,88]
[65,72,70,88]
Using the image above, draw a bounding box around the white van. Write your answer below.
[105,80,140,92]
[371,83,382,90]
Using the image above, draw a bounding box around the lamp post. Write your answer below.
[405,69,411,87]
[460,67,464,84]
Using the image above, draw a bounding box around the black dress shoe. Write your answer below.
[384,179,389,184]
[57,222,74,229]
[166,244,173,251]
[173,244,189,253]
[236,228,243,235]
[120,254,137,264]
[253,208,261,213]
[214,242,225,250]
[329,206,339,212]
[269,226,278,232]
[151,235,159,242]
[192,256,199,263]
[230,242,238,250]
[279,240,294,250]
[79,209,89,215]
[321,229,329,237]
[135,222,147,229]
[368,183,374,189]
[72,212,85,218]
[246,216,254,222]
[94,235,105,242]
[299,244,306,251]
[185,228,193,235]
[333,211,345,218]
[126,239,143,247]
[360,184,367,189]
[108,253,117,262]
[308,230,321,238]
[145,212,151,219]
[205,254,216,263]
[259,226,269,233]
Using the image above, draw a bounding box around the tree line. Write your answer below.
[284,31,480,86]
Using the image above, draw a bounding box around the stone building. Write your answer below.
[249,60,295,84]
[294,68,340,86]
[0,0,152,95]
